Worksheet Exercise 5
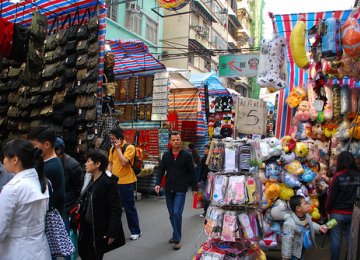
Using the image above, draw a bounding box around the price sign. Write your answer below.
[235,98,267,135]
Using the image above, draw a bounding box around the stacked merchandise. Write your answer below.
[114,75,154,123]
[208,96,235,139]
[0,11,100,154]
[194,139,266,260]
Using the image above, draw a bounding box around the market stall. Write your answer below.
[0,0,107,157]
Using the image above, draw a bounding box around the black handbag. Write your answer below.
[63,116,77,128]
[86,81,97,93]
[76,55,88,69]
[76,25,89,40]
[76,40,89,55]
[86,68,98,82]
[87,55,98,69]
[64,67,77,80]
[40,80,55,94]
[65,53,77,67]
[56,14,70,46]
[53,76,66,91]
[88,41,99,56]
[65,41,77,54]
[42,63,59,80]
[45,34,57,52]
[88,30,98,43]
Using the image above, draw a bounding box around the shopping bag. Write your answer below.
[193,191,204,209]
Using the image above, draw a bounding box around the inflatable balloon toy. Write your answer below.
[256,34,287,93]
[290,16,310,69]
[342,16,360,57]
[286,85,307,108]
[321,17,343,60]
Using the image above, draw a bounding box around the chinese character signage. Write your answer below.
[219,54,260,77]
[235,97,267,135]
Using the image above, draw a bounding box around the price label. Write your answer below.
[314,100,324,111]
[235,98,267,135]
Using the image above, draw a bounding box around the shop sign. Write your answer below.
[152,71,169,121]
[158,0,190,11]
[154,71,169,79]
[235,97,267,135]
[219,53,260,77]
[154,78,169,86]
[151,114,168,120]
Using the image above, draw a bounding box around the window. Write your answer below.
[106,0,118,22]
[126,11,142,35]
[188,49,195,65]
[146,17,158,44]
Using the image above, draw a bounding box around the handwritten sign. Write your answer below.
[235,98,267,135]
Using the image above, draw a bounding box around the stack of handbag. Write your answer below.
[114,75,154,122]
[0,10,100,153]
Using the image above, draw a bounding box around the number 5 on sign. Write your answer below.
[235,98,267,135]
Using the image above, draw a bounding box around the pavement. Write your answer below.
[103,191,347,260]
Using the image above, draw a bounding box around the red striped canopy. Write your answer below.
[272,8,360,138]
[108,39,165,78]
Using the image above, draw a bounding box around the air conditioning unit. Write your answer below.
[127,3,141,13]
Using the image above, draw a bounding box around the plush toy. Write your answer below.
[324,123,337,138]
[292,101,310,124]
[257,35,287,92]
[291,122,312,141]
[284,160,304,175]
[300,165,316,182]
[259,221,278,248]
[335,118,351,141]
[269,199,291,221]
[311,122,325,140]
[265,159,282,182]
[264,182,281,206]
[259,137,283,161]
[281,135,296,153]
[340,85,351,117]
[279,183,295,201]
[305,139,315,162]
[286,86,307,108]
[277,151,296,165]
[283,173,301,188]
[324,85,333,121]
[342,17,360,57]
[310,207,321,220]
[294,142,309,158]
[332,84,341,119]
[349,88,359,119]
[290,16,310,69]
[314,140,330,161]
[307,82,319,121]
[350,115,360,140]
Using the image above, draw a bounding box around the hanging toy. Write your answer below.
[342,17,360,57]
[349,88,359,119]
[307,82,319,121]
[290,16,310,69]
[286,85,307,108]
[257,35,288,92]
[340,84,350,117]
[321,17,343,60]
[332,84,341,119]
[324,85,333,121]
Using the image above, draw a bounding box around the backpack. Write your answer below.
[112,143,144,175]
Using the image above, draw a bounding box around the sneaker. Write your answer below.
[130,232,142,240]
[173,243,181,250]
[199,213,205,218]
[168,238,176,244]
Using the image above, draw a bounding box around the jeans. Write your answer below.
[118,183,141,235]
[165,191,186,243]
[199,180,209,214]
[330,213,352,260]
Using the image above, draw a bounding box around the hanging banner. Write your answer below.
[235,98,267,135]
[219,53,260,77]
[158,0,190,11]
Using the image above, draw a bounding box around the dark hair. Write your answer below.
[204,144,210,150]
[188,143,195,150]
[2,139,46,193]
[289,195,305,213]
[110,128,124,140]
[84,149,109,172]
[28,126,56,147]
[170,130,180,137]
[336,151,358,173]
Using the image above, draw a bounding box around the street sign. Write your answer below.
[235,97,267,135]
[219,53,260,77]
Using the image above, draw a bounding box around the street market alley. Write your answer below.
[103,191,346,260]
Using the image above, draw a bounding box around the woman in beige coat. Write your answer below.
[0,139,51,260]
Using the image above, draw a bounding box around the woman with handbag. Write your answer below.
[0,139,51,259]
[78,149,125,260]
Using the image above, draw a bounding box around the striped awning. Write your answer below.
[272,8,360,138]
[108,39,165,78]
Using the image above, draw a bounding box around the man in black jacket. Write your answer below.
[55,137,84,234]
[154,131,197,250]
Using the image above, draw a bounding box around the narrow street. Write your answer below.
[103,191,346,260]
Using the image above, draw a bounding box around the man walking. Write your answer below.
[108,128,141,240]
[154,131,198,250]
[54,137,84,232]
[28,126,65,215]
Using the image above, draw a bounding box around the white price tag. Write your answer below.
[314,100,324,111]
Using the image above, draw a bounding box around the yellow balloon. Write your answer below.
[290,18,310,69]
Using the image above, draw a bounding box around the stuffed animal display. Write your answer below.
[256,34,287,93]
